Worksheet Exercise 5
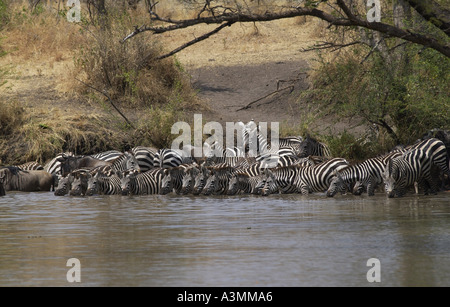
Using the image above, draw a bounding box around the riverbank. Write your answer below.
[0,2,362,165]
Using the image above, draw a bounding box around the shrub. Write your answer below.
[75,13,199,110]
[302,44,450,153]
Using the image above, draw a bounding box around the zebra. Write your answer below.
[202,165,234,195]
[69,152,139,196]
[408,138,450,187]
[180,165,201,195]
[297,137,331,158]
[91,150,124,162]
[54,174,73,196]
[293,158,349,195]
[278,136,304,155]
[153,148,184,168]
[227,172,267,195]
[256,148,297,168]
[383,138,449,194]
[260,166,299,195]
[14,161,44,171]
[131,146,157,172]
[119,168,172,195]
[110,151,140,173]
[86,172,122,196]
[44,152,74,176]
[203,140,246,166]
[169,163,198,194]
[261,158,349,196]
[382,148,431,198]
[192,165,210,195]
[326,151,402,197]
[69,169,90,196]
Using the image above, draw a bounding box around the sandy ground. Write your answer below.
[1,12,360,142]
[158,17,344,131]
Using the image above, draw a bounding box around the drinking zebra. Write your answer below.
[382,148,431,198]
[119,168,172,195]
[86,172,122,196]
[261,158,349,196]
[227,172,267,195]
[326,151,402,197]
[202,165,234,195]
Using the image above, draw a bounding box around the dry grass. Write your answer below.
[0,0,328,164]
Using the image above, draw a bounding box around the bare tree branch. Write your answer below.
[405,0,450,37]
[75,78,135,129]
[122,1,450,58]
[156,21,234,60]
[301,40,361,52]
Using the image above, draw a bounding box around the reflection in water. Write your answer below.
[0,192,450,286]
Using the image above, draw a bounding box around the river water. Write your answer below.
[0,191,450,287]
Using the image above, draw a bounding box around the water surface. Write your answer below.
[1,191,450,286]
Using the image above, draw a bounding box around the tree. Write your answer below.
[122,0,450,59]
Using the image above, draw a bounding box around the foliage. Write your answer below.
[0,0,8,29]
[75,10,199,110]
[302,43,450,154]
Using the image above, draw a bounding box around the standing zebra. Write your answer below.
[408,138,450,188]
[382,148,430,198]
[44,152,74,176]
[91,150,124,162]
[119,168,172,195]
[131,146,157,172]
[297,137,331,158]
[153,148,184,168]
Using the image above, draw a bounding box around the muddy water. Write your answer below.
[0,191,450,287]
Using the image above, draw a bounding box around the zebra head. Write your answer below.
[260,168,276,196]
[181,166,198,195]
[160,169,172,195]
[193,166,208,195]
[202,169,217,196]
[54,174,73,196]
[382,160,399,198]
[326,170,346,197]
[124,151,141,172]
[352,181,364,196]
[69,171,88,196]
[119,169,138,196]
[227,175,240,195]
[86,173,98,196]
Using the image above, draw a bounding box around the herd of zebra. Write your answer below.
[1,123,449,199]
